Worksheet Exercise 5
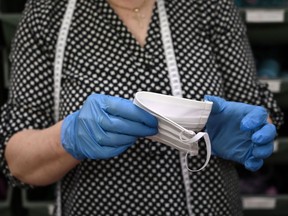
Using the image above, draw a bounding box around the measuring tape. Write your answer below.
[157,0,194,215]
[54,0,199,215]
[53,0,77,122]
[53,1,77,215]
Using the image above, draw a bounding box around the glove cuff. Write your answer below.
[61,111,85,160]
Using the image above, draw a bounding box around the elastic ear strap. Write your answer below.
[185,132,211,172]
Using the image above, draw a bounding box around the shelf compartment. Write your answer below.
[0,13,22,47]
[239,9,288,44]
[21,186,55,216]
[0,186,12,209]
[240,8,288,23]
[258,78,288,108]
[242,195,288,216]
[259,78,288,93]
[236,0,288,8]
[266,137,288,164]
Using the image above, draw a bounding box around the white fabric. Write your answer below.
[134,91,212,172]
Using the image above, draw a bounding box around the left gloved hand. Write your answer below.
[204,95,276,171]
[61,94,158,160]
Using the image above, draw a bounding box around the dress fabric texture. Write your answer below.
[0,0,284,215]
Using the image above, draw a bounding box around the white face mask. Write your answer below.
[134,91,213,172]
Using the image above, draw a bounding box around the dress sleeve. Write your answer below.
[211,0,284,128]
[0,0,56,187]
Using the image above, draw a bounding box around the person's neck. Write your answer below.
[107,0,155,47]
[107,0,146,10]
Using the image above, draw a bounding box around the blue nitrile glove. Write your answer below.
[204,95,276,171]
[61,94,158,160]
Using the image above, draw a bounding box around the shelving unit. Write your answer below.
[238,4,288,216]
[0,13,21,88]
[0,2,54,215]
[21,188,54,216]
[259,78,288,93]
[0,186,12,208]
[243,195,288,216]
[267,137,288,164]
[259,78,288,107]
[240,8,288,44]
[0,13,21,46]
[0,1,287,215]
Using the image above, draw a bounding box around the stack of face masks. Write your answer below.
[134,91,213,172]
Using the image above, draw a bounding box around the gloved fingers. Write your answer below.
[99,144,132,159]
[251,122,276,159]
[105,145,132,158]
[103,94,158,128]
[96,131,137,147]
[85,144,132,159]
[244,156,264,172]
[252,141,274,159]
[252,123,276,144]
[204,95,226,114]
[240,106,268,131]
[99,114,158,137]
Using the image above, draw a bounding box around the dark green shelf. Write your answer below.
[240,8,288,22]
[259,78,288,93]
[258,78,288,108]
[0,187,12,209]
[0,13,22,47]
[247,23,288,45]
[260,78,288,108]
[240,9,288,45]
[243,195,288,216]
[266,137,288,164]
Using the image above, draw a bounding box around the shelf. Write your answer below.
[21,188,55,215]
[0,13,21,24]
[274,137,288,152]
[240,8,288,23]
[0,13,22,47]
[259,78,288,93]
[266,137,288,164]
[0,186,12,209]
[258,78,288,107]
[239,9,288,44]
[21,185,55,207]
[242,195,288,216]
[0,13,22,88]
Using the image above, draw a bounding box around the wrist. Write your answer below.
[49,120,82,164]
[61,111,85,160]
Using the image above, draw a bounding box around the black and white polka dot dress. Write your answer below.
[0,0,283,215]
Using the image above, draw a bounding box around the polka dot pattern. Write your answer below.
[0,0,283,215]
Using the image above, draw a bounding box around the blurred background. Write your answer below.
[0,0,288,215]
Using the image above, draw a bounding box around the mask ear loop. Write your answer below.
[179,131,211,172]
[179,130,198,155]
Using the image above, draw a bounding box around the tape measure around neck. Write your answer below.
[54,0,77,122]
[157,0,183,98]
[54,1,77,216]
[53,1,209,215]
[156,0,194,215]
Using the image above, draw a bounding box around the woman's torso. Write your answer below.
[43,0,242,215]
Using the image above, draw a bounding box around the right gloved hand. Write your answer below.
[61,93,158,160]
[205,95,276,171]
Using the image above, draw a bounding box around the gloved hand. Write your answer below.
[61,94,158,160]
[204,95,276,171]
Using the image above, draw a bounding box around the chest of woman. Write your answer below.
[57,1,224,117]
